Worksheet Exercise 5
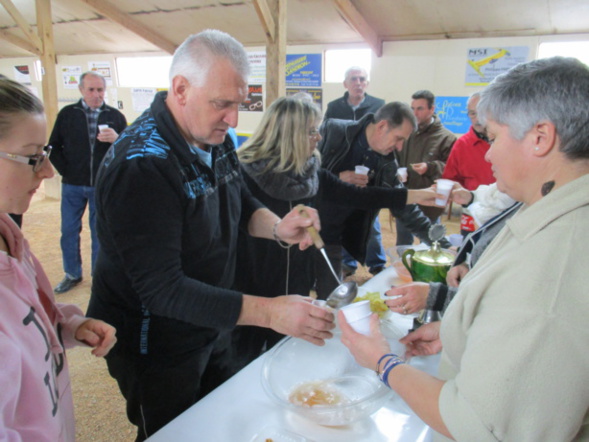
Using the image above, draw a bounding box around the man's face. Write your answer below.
[175,58,248,148]
[79,75,105,109]
[411,98,435,126]
[343,69,369,101]
[369,119,415,156]
[467,95,485,134]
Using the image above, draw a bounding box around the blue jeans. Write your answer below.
[342,217,386,271]
[60,183,98,279]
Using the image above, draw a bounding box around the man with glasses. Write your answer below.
[49,71,127,293]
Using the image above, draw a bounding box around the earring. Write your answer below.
[534,146,540,151]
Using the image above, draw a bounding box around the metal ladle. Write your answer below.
[296,205,358,309]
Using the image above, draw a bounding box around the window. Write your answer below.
[324,48,372,83]
[116,56,173,88]
[538,41,589,66]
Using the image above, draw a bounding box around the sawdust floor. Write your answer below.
[21,197,459,441]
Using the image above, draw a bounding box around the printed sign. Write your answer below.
[286,88,323,108]
[286,54,322,88]
[239,84,263,112]
[465,46,529,86]
[436,96,469,135]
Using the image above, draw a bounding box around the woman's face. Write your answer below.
[307,119,322,157]
[485,118,533,202]
[0,113,54,214]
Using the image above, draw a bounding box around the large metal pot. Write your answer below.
[401,242,454,283]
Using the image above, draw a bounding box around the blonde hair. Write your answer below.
[238,96,321,175]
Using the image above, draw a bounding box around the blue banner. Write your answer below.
[436,96,469,135]
[286,54,322,88]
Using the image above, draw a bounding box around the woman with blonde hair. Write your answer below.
[233,95,439,367]
[0,77,116,440]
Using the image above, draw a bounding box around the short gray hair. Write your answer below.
[169,29,250,87]
[374,102,417,131]
[478,56,589,160]
[344,66,368,81]
[79,71,106,89]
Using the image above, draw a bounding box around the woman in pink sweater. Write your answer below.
[0,77,117,441]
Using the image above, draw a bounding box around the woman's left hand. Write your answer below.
[75,319,117,357]
[338,311,391,370]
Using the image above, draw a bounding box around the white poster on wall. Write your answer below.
[61,66,82,89]
[88,61,113,85]
[13,65,31,84]
[247,51,266,83]
[132,88,156,113]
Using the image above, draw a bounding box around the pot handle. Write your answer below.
[401,249,415,278]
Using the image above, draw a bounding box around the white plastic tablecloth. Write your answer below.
[148,266,440,441]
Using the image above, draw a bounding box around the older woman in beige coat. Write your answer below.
[340,56,589,441]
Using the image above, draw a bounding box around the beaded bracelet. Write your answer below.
[375,353,406,388]
[272,219,292,249]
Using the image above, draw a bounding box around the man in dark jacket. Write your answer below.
[324,66,388,276]
[396,90,457,245]
[49,71,127,293]
[87,30,333,440]
[324,66,385,121]
[317,102,447,298]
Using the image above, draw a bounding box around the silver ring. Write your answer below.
[402,306,407,315]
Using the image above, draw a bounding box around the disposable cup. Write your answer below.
[341,300,371,322]
[435,179,454,206]
[397,167,408,183]
[355,165,369,175]
[347,316,371,335]
[98,124,109,132]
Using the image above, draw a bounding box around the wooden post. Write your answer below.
[36,0,58,132]
[254,0,286,108]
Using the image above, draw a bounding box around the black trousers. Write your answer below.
[105,331,236,441]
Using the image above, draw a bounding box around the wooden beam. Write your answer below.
[0,0,43,53]
[332,0,383,57]
[0,29,42,55]
[263,0,286,106]
[79,0,177,54]
[252,0,275,42]
[36,0,58,132]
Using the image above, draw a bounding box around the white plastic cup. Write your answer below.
[397,167,408,183]
[355,165,369,175]
[98,124,109,133]
[341,300,372,335]
[435,179,454,206]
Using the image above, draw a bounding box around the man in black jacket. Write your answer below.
[324,66,384,121]
[317,102,448,298]
[49,71,127,293]
[324,66,388,276]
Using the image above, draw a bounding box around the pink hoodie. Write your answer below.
[0,214,88,441]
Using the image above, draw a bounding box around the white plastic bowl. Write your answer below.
[261,336,392,426]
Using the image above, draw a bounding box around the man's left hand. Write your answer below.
[411,162,428,175]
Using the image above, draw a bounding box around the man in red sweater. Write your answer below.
[442,92,494,235]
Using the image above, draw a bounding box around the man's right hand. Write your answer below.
[339,170,369,187]
[239,295,335,346]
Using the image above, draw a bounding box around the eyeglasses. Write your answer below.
[308,129,321,138]
[0,145,52,172]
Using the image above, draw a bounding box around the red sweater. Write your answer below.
[442,126,494,190]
